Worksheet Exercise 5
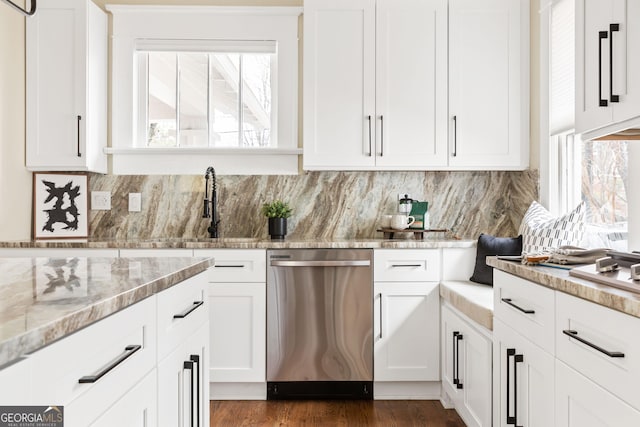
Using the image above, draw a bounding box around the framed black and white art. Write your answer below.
[32,173,89,239]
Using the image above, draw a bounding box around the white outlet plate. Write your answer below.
[129,193,142,212]
[91,191,111,210]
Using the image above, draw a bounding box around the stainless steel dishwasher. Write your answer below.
[266,249,373,399]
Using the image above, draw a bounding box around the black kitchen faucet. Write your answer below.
[203,166,220,238]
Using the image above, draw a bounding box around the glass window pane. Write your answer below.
[241,54,272,147]
[178,53,209,147]
[581,139,628,250]
[210,53,240,147]
[148,52,177,147]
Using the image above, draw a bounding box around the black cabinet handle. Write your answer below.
[452,115,457,157]
[453,331,459,386]
[380,115,384,157]
[390,264,422,268]
[609,23,620,103]
[599,31,609,107]
[501,298,535,314]
[173,301,204,319]
[378,293,383,340]
[367,115,373,156]
[78,344,141,383]
[455,332,464,389]
[190,355,200,427]
[214,264,245,268]
[562,329,625,358]
[184,360,194,427]
[506,348,524,427]
[77,115,82,157]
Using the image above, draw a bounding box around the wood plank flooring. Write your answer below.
[210,400,466,427]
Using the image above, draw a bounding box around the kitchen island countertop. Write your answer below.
[0,256,214,368]
[487,257,640,319]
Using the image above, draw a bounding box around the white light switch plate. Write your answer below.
[91,191,111,210]
[129,193,142,212]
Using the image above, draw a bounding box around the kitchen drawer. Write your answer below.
[0,357,31,404]
[374,249,440,282]
[29,296,157,425]
[157,271,208,360]
[556,291,640,410]
[119,249,194,257]
[494,270,555,354]
[194,249,266,283]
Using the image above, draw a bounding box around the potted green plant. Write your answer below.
[261,200,292,240]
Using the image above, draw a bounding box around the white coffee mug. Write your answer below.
[391,215,415,229]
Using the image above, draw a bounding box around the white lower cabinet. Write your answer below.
[209,283,266,385]
[374,282,440,382]
[555,360,640,427]
[199,249,267,399]
[493,318,555,427]
[441,303,492,427]
[88,370,158,427]
[158,323,209,427]
[0,358,31,404]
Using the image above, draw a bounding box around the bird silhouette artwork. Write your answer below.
[41,179,82,232]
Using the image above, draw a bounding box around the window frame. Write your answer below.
[107,5,302,175]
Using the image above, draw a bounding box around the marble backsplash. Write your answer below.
[88,170,539,240]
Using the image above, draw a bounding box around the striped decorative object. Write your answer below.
[518,201,586,254]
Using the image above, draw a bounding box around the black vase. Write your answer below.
[268,217,287,240]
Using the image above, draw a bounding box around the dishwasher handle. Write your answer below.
[270,260,371,267]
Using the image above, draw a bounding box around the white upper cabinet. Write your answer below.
[303,0,528,171]
[26,0,107,173]
[448,0,529,170]
[303,0,448,170]
[575,0,640,138]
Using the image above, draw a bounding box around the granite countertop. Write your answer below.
[0,256,214,368]
[0,237,476,249]
[487,257,640,319]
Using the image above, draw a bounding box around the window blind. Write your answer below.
[549,0,575,135]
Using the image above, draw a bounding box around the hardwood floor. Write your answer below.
[210,400,466,427]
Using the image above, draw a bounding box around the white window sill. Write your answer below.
[104,147,302,175]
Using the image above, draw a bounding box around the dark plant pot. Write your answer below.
[268,217,287,240]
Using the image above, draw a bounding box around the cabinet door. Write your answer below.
[158,323,209,427]
[303,0,376,169]
[374,0,448,168]
[460,319,493,427]
[441,304,464,401]
[374,282,439,381]
[493,319,554,427]
[610,0,640,125]
[575,0,615,133]
[449,0,527,170]
[442,304,492,427]
[26,0,107,173]
[89,370,157,427]
[556,360,640,427]
[209,282,265,383]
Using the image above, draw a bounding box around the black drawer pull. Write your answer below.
[501,298,535,314]
[78,344,141,383]
[214,264,245,268]
[562,329,625,358]
[390,264,422,268]
[455,332,463,389]
[173,301,204,319]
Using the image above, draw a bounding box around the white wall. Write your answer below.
[0,5,31,240]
